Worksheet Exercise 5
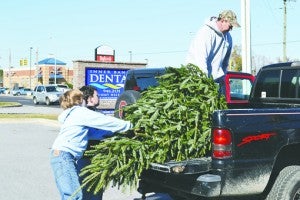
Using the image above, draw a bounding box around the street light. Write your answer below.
[49,53,57,84]
[129,51,132,62]
[54,56,57,85]
[9,49,12,90]
[29,47,33,89]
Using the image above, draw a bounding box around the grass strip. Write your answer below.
[0,113,58,120]
[0,102,22,107]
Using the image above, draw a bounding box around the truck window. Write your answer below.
[254,70,280,98]
[280,69,300,98]
[136,77,160,91]
[125,75,160,92]
[229,78,252,100]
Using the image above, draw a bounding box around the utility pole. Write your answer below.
[54,56,57,85]
[9,49,12,90]
[283,0,296,62]
[36,48,39,85]
[283,0,287,62]
[29,47,33,89]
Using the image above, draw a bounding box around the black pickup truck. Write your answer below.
[138,62,300,200]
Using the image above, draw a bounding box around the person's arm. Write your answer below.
[87,128,114,140]
[222,34,233,73]
[79,107,132,133]
[186,26,212,74]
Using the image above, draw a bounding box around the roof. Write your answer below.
[127,67,166,76]
[261,62,295,70]
[38,58,66,65]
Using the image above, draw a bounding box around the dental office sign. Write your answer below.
[85,68,127,110]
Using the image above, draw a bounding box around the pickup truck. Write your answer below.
[114,68,255,118]
[137,61,300,200]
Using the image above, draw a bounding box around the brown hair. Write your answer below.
[80,85,97,102]
[59,89,83,110]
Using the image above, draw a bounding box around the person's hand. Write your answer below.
[119,130,135,138]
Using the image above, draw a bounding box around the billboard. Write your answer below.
[85,68,128,111]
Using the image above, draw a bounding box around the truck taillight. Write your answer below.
[133,86,141,91]
[213,128,232,159]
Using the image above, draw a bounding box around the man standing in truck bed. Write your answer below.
[186,10,240,94]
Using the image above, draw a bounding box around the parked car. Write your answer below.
[4,88,10,95]
[11,87,24,96]
[114,68,165,118]
[11,87,32,96]
[32,85,63,105]
[24,88,33,96]
[0,87,6,94]
[53,84,70,92]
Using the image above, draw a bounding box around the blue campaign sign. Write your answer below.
[85,68,128,101]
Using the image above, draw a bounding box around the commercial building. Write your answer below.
[2,57,72,90]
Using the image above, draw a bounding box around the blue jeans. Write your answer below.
[50,150,82,200]
[77,156,103,200]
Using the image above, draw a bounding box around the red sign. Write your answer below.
[96,55,115,62]
[95,45,115,62]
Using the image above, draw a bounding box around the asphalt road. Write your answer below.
[0,119,61,200]
[0,94,61,115]
[0,96,172,200]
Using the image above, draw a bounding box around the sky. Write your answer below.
[0,0,299,71]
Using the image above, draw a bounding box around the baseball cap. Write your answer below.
[219,10,240,27]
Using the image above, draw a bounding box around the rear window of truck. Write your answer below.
[253,68,300,99]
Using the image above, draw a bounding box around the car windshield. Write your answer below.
[46,86,59,92]
[58,85,68,88]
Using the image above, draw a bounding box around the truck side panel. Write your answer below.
[211,108,300,196]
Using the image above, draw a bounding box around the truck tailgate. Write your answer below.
[138,157,212,198]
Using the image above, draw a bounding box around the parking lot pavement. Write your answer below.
[0,119,172,200]
[0,119,60,200]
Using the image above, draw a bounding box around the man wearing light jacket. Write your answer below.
[186,10,240,94]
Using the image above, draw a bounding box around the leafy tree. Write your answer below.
[80,64,227,194]
[230,45,242,71]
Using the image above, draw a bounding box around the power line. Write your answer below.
[129,39,300,56]
[263,0,280,25]
[252,40,300,47]
[129,50,187,56]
